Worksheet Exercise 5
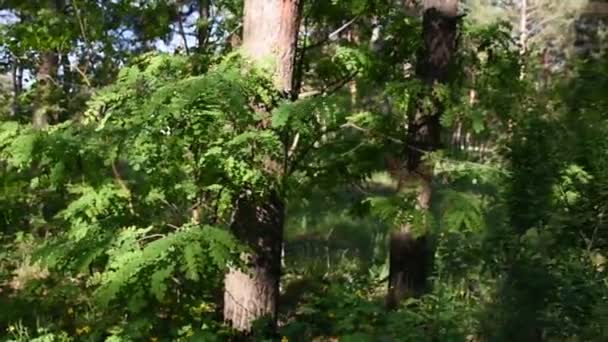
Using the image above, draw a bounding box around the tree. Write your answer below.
[222,0,302,332]
[466,0,589,73]
[31,0,64,128]
[196,0,210,52]
[386,0,460,309]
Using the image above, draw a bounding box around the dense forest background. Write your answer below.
[1,0,608,341]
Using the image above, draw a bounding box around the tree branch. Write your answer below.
[304,16,360,51]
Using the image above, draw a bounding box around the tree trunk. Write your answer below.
[386,0,459,310]
[223,0,302,332]
[223,191,285,331]
[33,0,63,128]
[519,0,528,80]
[197,0,210,52]
[242,0,301,95]
[33,51,59,128]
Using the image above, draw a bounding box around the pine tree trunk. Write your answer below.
[223,0,302,332]
[386,0,459,310]
[241,0,301,94]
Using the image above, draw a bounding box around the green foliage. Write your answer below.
[1,3,608,341]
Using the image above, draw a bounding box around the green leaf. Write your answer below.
[150,263,175,301]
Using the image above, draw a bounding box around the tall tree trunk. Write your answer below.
[33,51,59,128]
[223,191,285,331]
[197,0,210,52]
[223,0,302,332]
[519,0,528,80]
[386,0,459,310]
[11,58,22,117]
[241,0,301,95]
[33,0,63,128]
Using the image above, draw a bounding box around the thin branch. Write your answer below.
[70,65,92,88]
[218,22,243,46]
[286,125,343,177]
[137,234,166,243]
[111,161,135,215]
[72,0,89,45]
[325,71,359,96]
[177,8,191,55]
[288,132,300,158]
[341,122,403,144]
[340,122,508,174]
[299,71,360,100]
[304,16,360,51]
[72,0,92,74]
[167,223,183,230]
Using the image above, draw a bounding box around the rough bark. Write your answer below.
[223,191,285,331]
[242,0,302,94]
[223,0,302,332]
[386,0,459,310]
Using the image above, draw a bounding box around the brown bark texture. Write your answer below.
[33,51,59,128]
[223,191,285,331]
[386,0,459,310]
[242,0,302,94]
[223,0,302,332]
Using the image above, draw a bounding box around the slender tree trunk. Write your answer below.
[33,0,63,128]
[223,0,302,332]
[11,59,22,117]
[386,0,459,310]
[197,0,210,52]
[519,0,528,80]
[33,51,59,128]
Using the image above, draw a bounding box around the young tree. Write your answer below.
[222,0,302,332]
[387,0,460,309]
